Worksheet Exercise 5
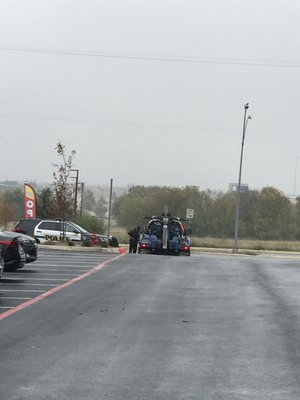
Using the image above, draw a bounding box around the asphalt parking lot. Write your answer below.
[0,248,120,315]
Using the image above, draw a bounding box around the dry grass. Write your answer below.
[110,227,300,252]
[110,226,129,243]
[191,236,300,252]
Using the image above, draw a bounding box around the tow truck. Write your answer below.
[138,214,191,256]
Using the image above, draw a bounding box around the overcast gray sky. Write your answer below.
[1,0,300,194]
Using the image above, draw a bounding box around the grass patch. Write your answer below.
[110,227,300,253]
[110,226,129,244]
[191,237,300,252]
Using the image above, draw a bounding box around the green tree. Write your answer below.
[75,212,105,234]
[234,190,260,238]
[82,189,96,211]
[293,197,300,239]
[209,191,236,237]
[36,187,56,218]
[94,196,107,218]
[112,184,299,241]
[0,188,24,220]
[113,185,214,233]
[255,187,293,240]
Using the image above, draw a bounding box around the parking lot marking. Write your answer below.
[2,283,57,287]
[15,278,69,281]
[20,270,89,274]
[23,273,80,277]
[1,297,32,300]
[0,289,46,293]
[0,307,14,309]
[0,253,124,321]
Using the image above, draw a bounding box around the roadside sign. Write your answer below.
[186,208,194,219]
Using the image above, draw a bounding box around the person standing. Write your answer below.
[128,226,140,253]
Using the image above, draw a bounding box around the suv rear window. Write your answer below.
[13,219,41,234]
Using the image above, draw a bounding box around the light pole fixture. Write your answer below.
[233,103,251,254]
[70,169,79,220]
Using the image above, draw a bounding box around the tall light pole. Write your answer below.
[233,103,251,254]
[294,157,299,196]
[80,182,84,217]
[70,169,79,221]
[107,178,113,244]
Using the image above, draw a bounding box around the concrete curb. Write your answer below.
[37,244,300,259]
[38,244,124,253]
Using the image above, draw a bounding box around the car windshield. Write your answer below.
[69,222,89,234]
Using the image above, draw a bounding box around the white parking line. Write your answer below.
[0,306,14,309]
[17,273,80,277]
[1,283,57,287]
[1,297,32,300]
[6,273,80,277]
[16,278,69,281]
[21,270,89,274]
[30,265,93,269]
[0,289,45,293]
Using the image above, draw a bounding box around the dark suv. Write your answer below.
[12,219,42,238]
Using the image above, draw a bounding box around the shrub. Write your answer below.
[75,212,105,234]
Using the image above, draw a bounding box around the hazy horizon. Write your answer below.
[1,1,300,195]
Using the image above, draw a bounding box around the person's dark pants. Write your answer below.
[129,239,138,253]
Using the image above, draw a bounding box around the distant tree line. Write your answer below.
[1,139,299,240]
[1,183,300,240]
[113,185,300,241]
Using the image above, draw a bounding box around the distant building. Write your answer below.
[287,195,298,205]
[229,183,249,193]
[0,180,20,190]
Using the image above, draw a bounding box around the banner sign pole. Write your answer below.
[24,183,36,219]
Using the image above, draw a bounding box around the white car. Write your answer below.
[12,219,110,246]
[34,220,82,243]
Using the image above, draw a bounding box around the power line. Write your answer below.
[0,113,299,136]
[0,46,300,68]
[0,113,232,131]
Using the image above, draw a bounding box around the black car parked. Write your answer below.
[16,232,38,264]
[0,231,26,271]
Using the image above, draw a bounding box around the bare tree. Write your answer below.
[52,141,77,220]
